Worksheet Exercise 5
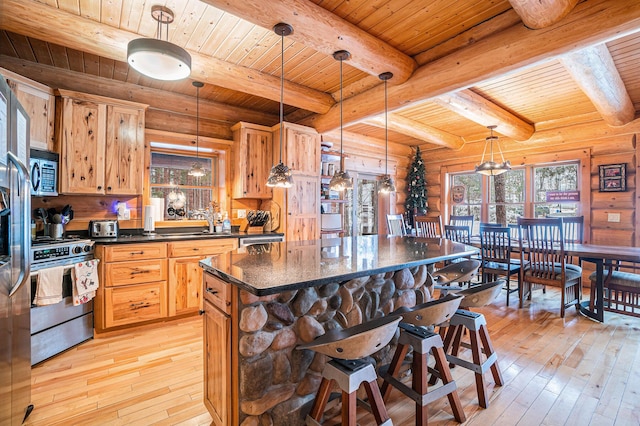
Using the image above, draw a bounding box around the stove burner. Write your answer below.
[32,235,81,246]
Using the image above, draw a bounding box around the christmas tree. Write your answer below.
[405,147,428,223]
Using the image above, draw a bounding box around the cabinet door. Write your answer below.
[7,78,55,151]
[105,104,145,195]
[104,281,167,328]
[204,299,231,426]
[235,127,273,199]
[286,174,320,241]
[168,256,205,317]
[285,126,320,175]
[58,97,106,194]
[105,259,168,287]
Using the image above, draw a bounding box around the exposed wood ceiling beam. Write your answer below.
[363,115,465,150]
[508,0,579,29]
[0,0,334,114]
[560,44,635,127]
[201,0,417,84]
[431,90,535,141]
[0,56,279,127]
[306,0,640,134]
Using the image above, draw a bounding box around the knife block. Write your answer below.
[247,226,264,234]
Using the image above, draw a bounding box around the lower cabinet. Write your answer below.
[203,298,231,426]
[104,282,167,328]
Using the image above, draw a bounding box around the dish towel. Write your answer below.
[34,266,65,306]
[72,259,100,306]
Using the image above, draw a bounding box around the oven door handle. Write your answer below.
[9,151,31,297]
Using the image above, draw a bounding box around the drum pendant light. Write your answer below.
[127,6,191,81]
[266,23,294,188]
[378,72,396,194]
[329,50,353,192]
[475,125,511,176]
[188,81,205,177]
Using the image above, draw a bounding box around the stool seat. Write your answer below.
[432,259,481,285]
[299,315,401,425]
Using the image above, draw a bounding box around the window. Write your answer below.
[488,169,525,225]
[532,163,579,218]
[450,172,482,234]
[150,152,217,220]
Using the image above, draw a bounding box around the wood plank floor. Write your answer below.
[25,287,640,426]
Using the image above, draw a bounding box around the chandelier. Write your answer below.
[475,125,511,176]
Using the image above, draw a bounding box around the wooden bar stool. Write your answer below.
[297,315,401,426]
[380,294,467,425]
[439,280,504,409]
[432,259,481,293]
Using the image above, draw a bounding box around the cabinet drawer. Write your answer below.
[102,243,167,262]
[104,281,167,328]
[203,273,232,315]
[168,238,238,257]
[105,259,167,286]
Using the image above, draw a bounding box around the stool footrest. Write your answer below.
[447,351,498,374]
[382,373,458,406]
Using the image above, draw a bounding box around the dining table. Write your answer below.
[563,243,640,322]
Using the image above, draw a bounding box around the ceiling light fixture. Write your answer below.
[188,81,205,177]
[378,72,396,194]
[127,6,191,81]
[475,125,511,176]
[329,50,353,192]
[266,23,294,188]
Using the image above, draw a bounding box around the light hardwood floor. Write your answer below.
[25,288,640,426]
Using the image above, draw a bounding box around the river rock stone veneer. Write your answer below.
[235,264,433,425]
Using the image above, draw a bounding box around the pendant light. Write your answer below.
[266,23,294,188]
[329,50,353,192]
[475,125,511,176]
[127,6,191,81]
[188,81,205,178]
[378,72,396,194]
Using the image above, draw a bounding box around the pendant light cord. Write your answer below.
[279,30,284,164]
[339,57,344,171]
[195,85,199,160]
[384,77,388,175]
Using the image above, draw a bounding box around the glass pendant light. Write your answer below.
[127,6,191,81]
[378,72,396,194]
[266,23,294,188]
[329,50,353,192]
[475,125,511,176]
[188,81,205,177]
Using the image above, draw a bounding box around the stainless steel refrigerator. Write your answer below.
[0,74,33,425]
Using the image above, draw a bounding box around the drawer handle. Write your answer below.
[130,269,148,275]
[206,288,219,295]
[131,251,145,255]
[130,302,147,309]
[192,248,200,251]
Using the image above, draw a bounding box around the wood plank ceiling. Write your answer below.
[1,0,640,151]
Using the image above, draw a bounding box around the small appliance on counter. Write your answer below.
[89,220,119,238]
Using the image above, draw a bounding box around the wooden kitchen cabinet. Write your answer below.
[2,68,55,151]
[272,122,321,175]
[231,122,273,199]
[167,238,237,317]
[55,89,146,195]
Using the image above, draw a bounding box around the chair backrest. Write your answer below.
[450,215,474,233]
[444,224,471,244]
[386,214,406,236]
[415,215,442,238]
[479,223,512,264]
[517,217,566,283]
[562,216,584,243]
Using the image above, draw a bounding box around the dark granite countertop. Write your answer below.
[90,231,284,244]
[200,235,479,296]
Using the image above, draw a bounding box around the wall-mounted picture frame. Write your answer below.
[599,163,626,192]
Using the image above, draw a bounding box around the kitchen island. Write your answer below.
[199,235,478,426]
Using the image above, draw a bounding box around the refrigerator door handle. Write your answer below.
[8,151,31,297]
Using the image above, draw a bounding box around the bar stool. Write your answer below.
[438,280,504,408]
[297,315,402,426]
[380,294,467,425]
[432,259,481,293]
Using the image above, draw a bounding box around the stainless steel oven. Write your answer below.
[30,237,95,365]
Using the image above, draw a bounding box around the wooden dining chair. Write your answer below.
[479,223,521,306]
[517,217,582,317]
[450,215,474,234]
[561,216,584,243]
[386,214,406,236]
[415,215,443,238]
[444,224,471,244]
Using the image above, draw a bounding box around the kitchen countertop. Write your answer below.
[88,231,284,244]
[200,235,479,296]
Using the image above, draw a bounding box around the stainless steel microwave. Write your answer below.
[30,149,58,196]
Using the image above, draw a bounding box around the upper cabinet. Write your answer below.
[55,90,146,195]
[231,122,273,199]
[273,122,320,175]
[2,68,55,151]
